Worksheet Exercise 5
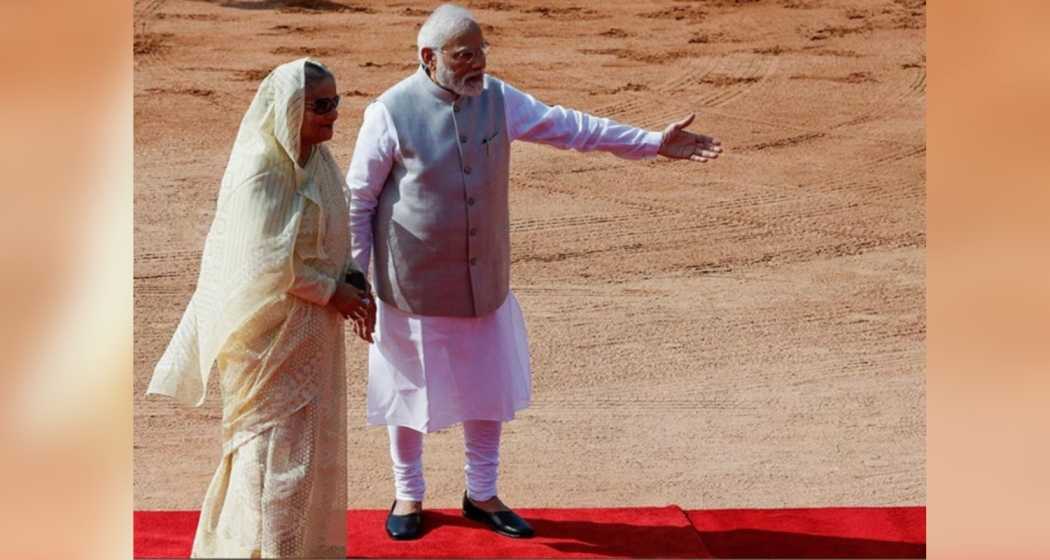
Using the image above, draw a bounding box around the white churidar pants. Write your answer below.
[388,420,503,502]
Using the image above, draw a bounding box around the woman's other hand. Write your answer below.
[331,282,374,342]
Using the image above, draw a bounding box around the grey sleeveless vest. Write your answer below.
[373,68,511,317]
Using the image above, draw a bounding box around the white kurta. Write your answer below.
[347,76,663,433]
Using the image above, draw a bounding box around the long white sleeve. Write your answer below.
[346,101,398,276]
[500,80,663,159]
[288,256,337,306]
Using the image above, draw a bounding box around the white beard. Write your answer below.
[435,58,484,97]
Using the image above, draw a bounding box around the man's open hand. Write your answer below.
[658,114,723,162]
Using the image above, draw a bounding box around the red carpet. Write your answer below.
[135,505,924,558]
[349,506,706,558]
[687,507,925,558]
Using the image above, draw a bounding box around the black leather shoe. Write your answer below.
[385,500,423,540]
[462,493,535,538]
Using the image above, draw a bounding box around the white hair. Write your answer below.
[417,3,478,64]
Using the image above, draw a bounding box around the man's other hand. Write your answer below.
[658,114,723,162]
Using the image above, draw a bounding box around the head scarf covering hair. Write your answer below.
[147,57,347,406]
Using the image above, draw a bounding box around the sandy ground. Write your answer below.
[133,0,925,511]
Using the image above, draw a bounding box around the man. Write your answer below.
[346,3,721,541]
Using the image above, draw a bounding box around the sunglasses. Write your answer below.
[306,95,340,115]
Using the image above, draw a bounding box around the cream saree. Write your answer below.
[147,58,356,558]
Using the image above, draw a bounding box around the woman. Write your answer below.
[147,58,373,558]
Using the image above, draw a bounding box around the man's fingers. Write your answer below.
[672,113,695,131]
[689,154,708,162]
[697,135,722,149]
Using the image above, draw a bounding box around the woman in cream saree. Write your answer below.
[146,58,372,558]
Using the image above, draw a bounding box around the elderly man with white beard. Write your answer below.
[346,3,722,541]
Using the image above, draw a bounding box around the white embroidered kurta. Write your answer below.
[147,58,354,558]
[347,75,662,434]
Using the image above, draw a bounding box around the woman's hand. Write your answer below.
[331,282,375,343]
[359,295,377,344]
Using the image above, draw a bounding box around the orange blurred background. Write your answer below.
[927,1,1050,559]
[0,1,131,558]
[0,1,1048,558]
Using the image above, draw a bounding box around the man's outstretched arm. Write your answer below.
[500,80,721,162]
